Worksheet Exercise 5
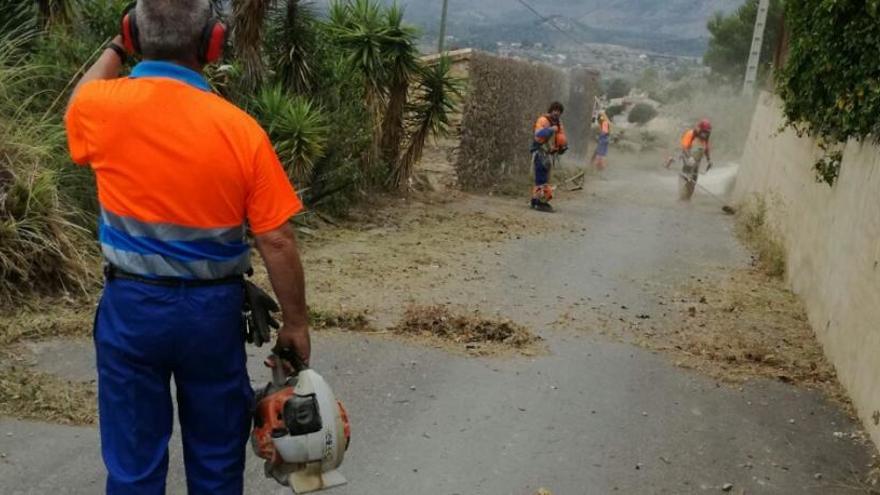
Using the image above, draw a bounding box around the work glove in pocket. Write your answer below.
[243,281,280,347]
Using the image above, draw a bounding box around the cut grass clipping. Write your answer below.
[393,305,540,355]
[0,298,94,347]
[309,307,375,332]
[0,366,96,425]
[647,268,849,410]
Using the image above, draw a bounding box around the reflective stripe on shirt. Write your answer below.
[99,208,250,279]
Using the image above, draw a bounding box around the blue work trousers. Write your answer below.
[532,149,550,186]
[94,278,253,495]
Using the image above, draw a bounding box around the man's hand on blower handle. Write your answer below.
[275,321,311,368]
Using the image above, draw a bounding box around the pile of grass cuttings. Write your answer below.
[1,298,94,348]
[0,365,96,425]
[393,305,539,351]
[309,307,375,332]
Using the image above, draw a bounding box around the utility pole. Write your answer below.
[742,0,770,95]
[438,0,449,53]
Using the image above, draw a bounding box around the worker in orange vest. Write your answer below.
[591,111,611,174]
[668,118,713,200]
[530,101,568,212]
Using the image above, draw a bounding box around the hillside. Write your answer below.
[312,0,740,56]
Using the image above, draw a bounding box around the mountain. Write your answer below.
[309,0,742,57]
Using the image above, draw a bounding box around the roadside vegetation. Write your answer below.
[776,0,880,186]
[703,0,783,86]
[735,195,786,278]
[0,0,462,424]
[0,0,462,305]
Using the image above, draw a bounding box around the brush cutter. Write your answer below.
[677,171,736,215]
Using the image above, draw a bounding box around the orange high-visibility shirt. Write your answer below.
[681,128,710,153]
[534,115,567,149]
[64,61,302,279]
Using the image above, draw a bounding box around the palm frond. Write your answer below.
[394,56,463,189]
[250,86,330,184]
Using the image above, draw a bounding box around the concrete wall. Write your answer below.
[443,50,598,189]
[734,92,880,445]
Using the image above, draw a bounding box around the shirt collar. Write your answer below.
[130,61,210,91]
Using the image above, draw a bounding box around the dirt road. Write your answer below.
[0,156,875,494]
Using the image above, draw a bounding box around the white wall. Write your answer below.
[735,92,880,444]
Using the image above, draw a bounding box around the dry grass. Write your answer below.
[735,195,786,277]
[0,366,96,425]
[0,297,94,348]
[392,304,541,356]
[0,297,97,425]
[630,267,851,411]
[310,307,375,332]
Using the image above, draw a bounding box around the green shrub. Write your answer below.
[627,103,658,125]
[605,104,625,119]
[0,29,98,303]
[605,78,632,99]
[250,86,329,186]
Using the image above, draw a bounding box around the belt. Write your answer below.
[103,265,244,288]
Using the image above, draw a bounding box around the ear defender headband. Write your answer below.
[120,2,227,64]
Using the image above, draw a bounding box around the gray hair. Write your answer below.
[135,0,212,60]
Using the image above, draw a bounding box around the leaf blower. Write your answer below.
[251,350,351,493]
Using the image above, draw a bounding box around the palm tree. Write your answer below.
[393,56,462,190]
[326,0,389,172]
[265,0,316,94]
[232,0,270,89]
[378,3,419,169]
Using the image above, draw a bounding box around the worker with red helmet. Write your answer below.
[669,118,714,200]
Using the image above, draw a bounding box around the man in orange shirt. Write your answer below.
[64,1,309,493]
[668,118,713,200]
[591,110,611,174]
[530,101,568,212]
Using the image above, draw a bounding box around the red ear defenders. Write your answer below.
[120,2,227,64]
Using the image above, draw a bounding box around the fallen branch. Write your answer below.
[564,171,585,184]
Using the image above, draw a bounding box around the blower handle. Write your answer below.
[270,346,308,386]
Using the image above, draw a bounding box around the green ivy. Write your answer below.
[776,0,880,184]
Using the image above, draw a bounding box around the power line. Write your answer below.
[512,0,588,46]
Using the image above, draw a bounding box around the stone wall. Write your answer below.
[734,92,880,446]
[448,51,599,189]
